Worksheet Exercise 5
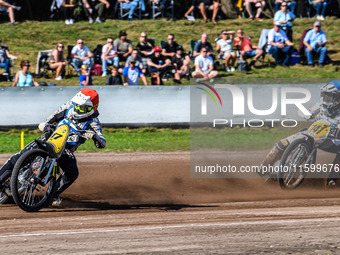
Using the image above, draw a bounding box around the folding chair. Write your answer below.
[118,1,141,20]
[189,39,198,59]
[152,0,174,20]
[66,45,78,75]
[258,29,272,67]
[0,43,15,80]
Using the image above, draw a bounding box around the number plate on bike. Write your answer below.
[47,124,70,154]
[307,120,330,139]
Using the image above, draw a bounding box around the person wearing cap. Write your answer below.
[79,64,93,86]
[171,45,191,84]
[147,46,172,79]
[303,21,328,68]
[273,1,295,41]
[136,32,154,68]
[114,30,133,62]
[162,33,179,59]
[71,38,93,75]
[123,56,147,86]
[216,30,236,72]
[267,21,294,68]
[192,46,218,80]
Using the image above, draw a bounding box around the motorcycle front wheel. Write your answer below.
[277,138,315,190]
[11,149,57,212]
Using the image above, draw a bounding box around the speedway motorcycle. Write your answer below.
[277,119,340,189]
[0,120,92,212]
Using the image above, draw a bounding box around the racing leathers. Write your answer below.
[0,101,106,196]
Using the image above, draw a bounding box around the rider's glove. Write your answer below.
[84,131,94,140]
[38,123,46,132]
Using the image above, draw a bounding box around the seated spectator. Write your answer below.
[63,0,75,24]
[79,64,93,86]
[105,66,123,85]
[123,57,148,86]
[244,0,265,21]
[275,0,296,14]
[12,60,39,87]
[162,33,179,59]
[268,21,294,68]
[184,0,220,24]
[193,33,214,59]
[312,0,329,20]
[147,46,172,79]
[71,38,93,75]
[101,37,119,77]
[82,0,110,23]
[125,49,145,73]
[192,47,218,80]
[303,21,328,68]
[118,0,147,20]
[0,0,21,26]
[172,45,191,84]
[274,1,295,41]
[136,32,154,68]
[114,30,133,62]
[49,43,66,81]
[234,29,263,67]
[216,30,236,72]
[0,37,18,81]
[150,0,170,17]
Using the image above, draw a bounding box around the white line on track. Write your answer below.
[1,217,339,239]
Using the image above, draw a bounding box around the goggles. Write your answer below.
[74,104,96,114]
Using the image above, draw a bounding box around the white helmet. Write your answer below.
[70,88,99,119]
[320,80,340,117]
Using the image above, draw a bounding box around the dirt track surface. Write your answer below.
[1,151,340,254]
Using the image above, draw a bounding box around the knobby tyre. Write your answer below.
[278,138,315,190]
[11,149,57,212]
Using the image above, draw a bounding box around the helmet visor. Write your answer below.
[74,104,93,114]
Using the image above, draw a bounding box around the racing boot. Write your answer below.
[51,195,63,208]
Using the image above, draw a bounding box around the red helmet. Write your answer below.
[154,46,162,52]
[71,88,99,119]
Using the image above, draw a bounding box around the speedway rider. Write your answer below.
[261,80,340,188]
[0,88,106,207]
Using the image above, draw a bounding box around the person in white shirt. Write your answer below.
[192,47,218,80]
[101,37,119,77]
[268,21,294,68]
[71,38,93,75]
[216,30,236,72]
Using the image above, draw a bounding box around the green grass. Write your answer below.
[0,18,339,87]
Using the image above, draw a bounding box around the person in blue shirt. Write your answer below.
[273,2,295,41]
[122,57,148,85]
[303,21,328,68]
[275,0,296,14]
[79,64,93,86]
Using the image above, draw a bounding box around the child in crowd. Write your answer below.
[105,66,123,85]
[79,64,93,86]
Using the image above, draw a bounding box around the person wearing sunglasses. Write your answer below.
[273,1,295,41]
[275,0,296,14]
[71,38,93,75]
[101,37,119,77]
[49,43,66,80]
[12,60,40,87]
[192,46,218,80]
[0,37,18,81]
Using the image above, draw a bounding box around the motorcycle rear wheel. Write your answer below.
[11,149,57,212]
[278,138,315,190]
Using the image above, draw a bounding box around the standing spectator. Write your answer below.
[63,0,75,24]
[105,66,123,85]
[79,64,93,86]
[234,29,263,67]
[125,49,145,73]
[12,60,40,87]
[147,46,172,79]
[0,0,21,26]
[0,37,17,81]
[71,38,93,75]
[136,32,154,68]
[49,43,66,81]
[123,57,148,86]
[184,0,220,24]
[162,33,179,59]
[192,47,218,80]
[114,30,133,62]
[172,45,191,84]
[101,37,119,77]
[303,21,328,68]
[216,30,236,72]
[244,0,265,21]
[118,0,147,20]
[268,21,294,68]
[82,0,110,23]
[193,33,214,59]
[275,0,296,14]
[312,0,330,20]
[274,1,295,41]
